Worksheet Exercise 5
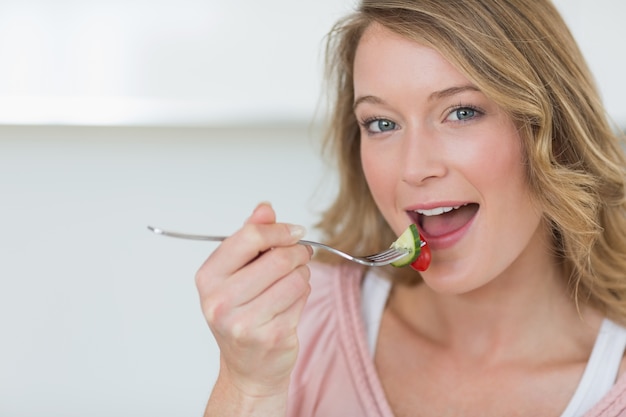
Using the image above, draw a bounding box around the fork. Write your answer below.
[147,225,415,267]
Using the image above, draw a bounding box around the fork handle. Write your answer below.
[148,225,349,257]
[148,225,319,245]
[148,226,228,241]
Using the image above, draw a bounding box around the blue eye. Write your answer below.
[447,107,479,122]
[365,118,397,133]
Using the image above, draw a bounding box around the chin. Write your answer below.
[420,264,486,295]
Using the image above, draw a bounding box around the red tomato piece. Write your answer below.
[410,235,431,271]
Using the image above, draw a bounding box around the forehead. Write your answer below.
[353,23,472,97]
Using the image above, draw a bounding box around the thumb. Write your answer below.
[245,202,276,225]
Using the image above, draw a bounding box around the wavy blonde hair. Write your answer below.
[314,0,626,323]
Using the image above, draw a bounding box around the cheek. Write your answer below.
[360,143,396,206]
[360,146,377,187]
[478,136,540,247]
[460,128,525,193]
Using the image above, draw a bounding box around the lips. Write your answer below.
[413,203,479,239]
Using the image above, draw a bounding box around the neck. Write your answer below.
[388,254,601,365]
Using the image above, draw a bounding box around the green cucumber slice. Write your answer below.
[390,224,421,267]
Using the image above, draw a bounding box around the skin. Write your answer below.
[354,23,606,416]
[355,25,543,295]
[196,22,625,417]
[198,202,312,416]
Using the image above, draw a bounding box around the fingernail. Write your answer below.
[288,224,306,239]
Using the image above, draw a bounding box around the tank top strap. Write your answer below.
[361,269,392,356]
[560,318,626,417]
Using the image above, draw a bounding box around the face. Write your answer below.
[354,24,547,294]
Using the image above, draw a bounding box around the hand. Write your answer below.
[196,202,312,400]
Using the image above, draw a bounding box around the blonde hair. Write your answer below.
[315,0,626,323]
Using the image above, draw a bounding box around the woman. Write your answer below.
[196,1,626,416]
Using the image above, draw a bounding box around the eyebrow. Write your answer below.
[353,85,480,110]
[428,85,480,101]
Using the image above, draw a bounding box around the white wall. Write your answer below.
[0,125,335,416]
[551,0,626,128]
[0,0,355,125]
[0,0,625,126]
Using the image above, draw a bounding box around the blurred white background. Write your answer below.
[1,1,624,416]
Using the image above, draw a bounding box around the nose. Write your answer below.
[400,125,447,185]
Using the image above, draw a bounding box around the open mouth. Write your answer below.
[410,203,479,238]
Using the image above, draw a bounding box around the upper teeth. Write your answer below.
[415,205,462,216]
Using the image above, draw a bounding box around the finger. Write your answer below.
[198,244,311,323]
[237,274,312,352]
[257,279,311,340]
[245,202,276,225]
[251,264,311,327]
[243,291,310,375]
[225,246,312,307]
[196,202,300,278]
[199,221,307,278]
[209,265,311,344]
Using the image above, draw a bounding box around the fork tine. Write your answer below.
[360,252,409,266]
[364,248,400,260]
[364,248,398,261]
[364,248,408,262]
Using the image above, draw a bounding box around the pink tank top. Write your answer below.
[286,261,626,417]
